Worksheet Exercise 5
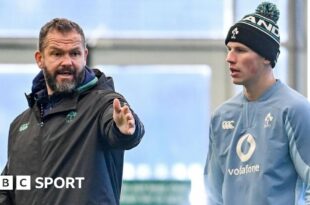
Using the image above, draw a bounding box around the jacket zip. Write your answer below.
[40,103,44,127]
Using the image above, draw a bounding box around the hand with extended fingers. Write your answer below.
[113,98,136,135]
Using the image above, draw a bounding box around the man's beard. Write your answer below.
[43,67,84,94]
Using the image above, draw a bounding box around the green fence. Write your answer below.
[121,180,191,205]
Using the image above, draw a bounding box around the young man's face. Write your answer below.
[225,42,270,86]
[35,29,88,95]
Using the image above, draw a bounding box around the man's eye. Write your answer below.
[71,51,81,57]
[236,48,246,52]
[51,52,61,57]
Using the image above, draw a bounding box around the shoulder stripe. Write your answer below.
[285,119,310,184]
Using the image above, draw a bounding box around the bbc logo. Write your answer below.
[0,176,31,190]
[0,176,85,190]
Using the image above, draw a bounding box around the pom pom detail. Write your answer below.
[255,1,280,23]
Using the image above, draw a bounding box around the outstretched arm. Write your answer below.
[113,98,136,135]
[99,93,144,149]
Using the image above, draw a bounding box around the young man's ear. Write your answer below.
[263,58,271,66]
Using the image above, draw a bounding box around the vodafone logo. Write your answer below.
[227,133,260,176]
[236,134,256,162]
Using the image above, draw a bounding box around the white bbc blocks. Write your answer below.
[16,176,31,190]
[0,176,84,190]
[0,176,13,190]
[0,176,30,190]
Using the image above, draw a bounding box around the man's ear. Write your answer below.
[84,48,88,64]
[35,50,43,69]
[263,58,271,66]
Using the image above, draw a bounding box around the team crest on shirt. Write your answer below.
[264,113,273,128]
[19,122,29,132]
[65,111,77,123]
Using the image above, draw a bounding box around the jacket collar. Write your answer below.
[26,66,98,108]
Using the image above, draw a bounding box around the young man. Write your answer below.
[0,18,144,205]
[204,2,310,205]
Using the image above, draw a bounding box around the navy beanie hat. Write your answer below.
[225,2,280,68]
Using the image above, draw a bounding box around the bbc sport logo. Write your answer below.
[0,176,85,190]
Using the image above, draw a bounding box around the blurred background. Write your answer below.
[0,0,307,204]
